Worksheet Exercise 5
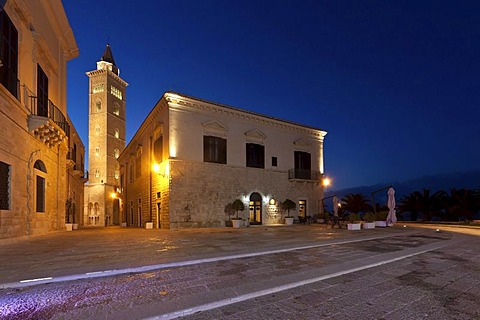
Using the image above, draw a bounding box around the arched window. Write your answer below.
[34,160,47,213]
[95,125,101,136]
[113,103,120,116]
[95,169,100,178]
[95,147,100,157]
[114,128,119,139]
[95,98,102,112]
[114,148,120,159]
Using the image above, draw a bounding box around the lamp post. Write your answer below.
[319,176,332,215]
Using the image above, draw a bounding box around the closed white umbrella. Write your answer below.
[333,196,339,217]
[387,187,397,226]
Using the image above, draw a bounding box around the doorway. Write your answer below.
[299,200,307,218]
[249,192,262,225]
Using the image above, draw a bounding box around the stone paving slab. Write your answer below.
[1,224,479,319]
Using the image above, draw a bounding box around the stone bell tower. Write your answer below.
[84,44,128,226]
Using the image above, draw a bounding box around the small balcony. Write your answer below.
[288,169,321,181]
[22,85,70,148]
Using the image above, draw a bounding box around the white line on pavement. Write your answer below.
[0,234,398,290]
[146,242,450,320]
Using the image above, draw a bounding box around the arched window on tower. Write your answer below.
[114,128,119,139]
[95,125,101,136]
[113,103,120,116]
[95,98,102,112]
[114,148,120,159]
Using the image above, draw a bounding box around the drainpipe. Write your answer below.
[26,149,40,235]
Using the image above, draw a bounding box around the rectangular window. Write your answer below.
[0,11,18,98]
[135,156,141,178]
[37,64,49,117]
[246,143,265,168]
[203,136,227,164]
[36,175,45,212]
[294,151,312,179]
[129,164,133,183]
[271,156,277,167]
[154,136,163,163]
[0,161,10,210]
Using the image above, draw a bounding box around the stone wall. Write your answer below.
[168,160,323,229]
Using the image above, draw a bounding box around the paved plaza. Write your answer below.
[0,224,479,319]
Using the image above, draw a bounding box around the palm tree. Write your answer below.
[398,192,421,221]
[417,189,444,221]
[445,188,478,222]
[341,193,371,215]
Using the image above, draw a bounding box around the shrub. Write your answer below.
[363,212,375,223]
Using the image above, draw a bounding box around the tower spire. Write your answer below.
[97,44,119,75]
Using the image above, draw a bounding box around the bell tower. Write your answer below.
[85,44,128,226]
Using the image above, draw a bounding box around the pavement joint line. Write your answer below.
[0,232,411,290]
[146,241,451,320]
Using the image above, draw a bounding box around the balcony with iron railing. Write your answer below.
[17,84,71,148]
[288,169,321,182]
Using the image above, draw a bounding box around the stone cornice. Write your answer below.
[86,69,129,87]
[164,92,327,141]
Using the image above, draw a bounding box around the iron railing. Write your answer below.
[288,169,320,181]
[19,85,70,139]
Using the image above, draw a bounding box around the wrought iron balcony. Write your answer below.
[19,84,71,148]
[288,169,320,181]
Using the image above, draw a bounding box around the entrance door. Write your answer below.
[249,192,262,225]
[299,200,307,218]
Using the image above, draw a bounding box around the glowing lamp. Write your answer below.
[152,163,160,173]
[323,177,331,187]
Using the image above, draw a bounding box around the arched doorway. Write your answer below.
[249,192,262,225]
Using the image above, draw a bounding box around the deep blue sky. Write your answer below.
[64,0,480,190]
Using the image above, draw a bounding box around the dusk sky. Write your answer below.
[63,1,480,190]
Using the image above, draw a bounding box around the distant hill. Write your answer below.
[325,170,480,208]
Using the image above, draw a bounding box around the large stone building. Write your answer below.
[118,92,327,229]
[84,45,127,226]
[0,0,84,240]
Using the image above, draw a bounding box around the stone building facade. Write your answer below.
[84,45,127,226]
[0,0,81,240]
[118,92,327,229]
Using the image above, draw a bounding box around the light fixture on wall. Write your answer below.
[269,198,276,205]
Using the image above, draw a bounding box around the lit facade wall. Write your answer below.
[119,92,327,229]
[0,0,79,240]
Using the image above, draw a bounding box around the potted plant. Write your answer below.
[65,198,73,231]
[363,212,375,229]
[375,211,388,227]
[347,213,361,230]
[231,199,245,228]
[281,199,296,225]
[224,202,234,227]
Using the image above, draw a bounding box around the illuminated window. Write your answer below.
[95,169,100,178]
[114,148,120,159]
[0,161,10,210]
[114,170,119,180]
[203,136,226,164]
[95,98,101,112]
[95,147,100,157]
[110,85,122,100]
[93,84,104,93]
[113,103,120,116]
[114,128,119,139]
[95,125,100,136]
